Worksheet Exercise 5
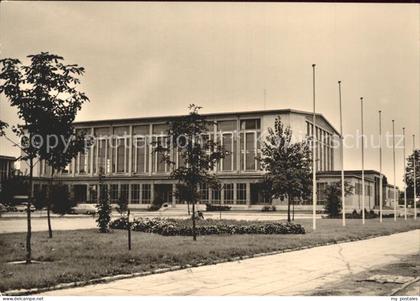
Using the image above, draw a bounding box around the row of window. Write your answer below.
[42,119,262,176]
[67,182,250,205]
[306,122,335,172]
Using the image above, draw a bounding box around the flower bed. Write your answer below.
[110,217,305,236]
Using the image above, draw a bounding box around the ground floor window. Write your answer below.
[142,184,151,204]
[131,184,140,204]
[88,184,98,203]
[120,184,129,203]
[236,183,247,204]
[224,183,234,204]
[211,186,221,204]
[110,184,119,203]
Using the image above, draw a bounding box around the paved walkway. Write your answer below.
[0,217,97,233]
[43,229,420,296]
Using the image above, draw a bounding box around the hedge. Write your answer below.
[110,217,305,236]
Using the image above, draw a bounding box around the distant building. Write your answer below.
[317,170,399,212]
[21,108,394,211]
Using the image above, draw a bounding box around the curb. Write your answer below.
[2,230,417,296]
[390,277,420,296]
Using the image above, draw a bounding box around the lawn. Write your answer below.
[0,218,419,292]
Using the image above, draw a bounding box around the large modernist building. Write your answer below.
[23,108,397,211]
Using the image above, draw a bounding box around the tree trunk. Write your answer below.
[26,157,33,264]
[187,201,190,215]
[47,169,54,238]
[292,198,295,221]
[287,195,291,222]
[192,201,197,241]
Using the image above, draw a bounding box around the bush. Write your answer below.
[110,217,305,236]
[205,204,231,212]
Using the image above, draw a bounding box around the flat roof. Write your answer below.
[73,108,341,136]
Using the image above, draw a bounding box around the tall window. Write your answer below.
[240,119,260,171]
[224,183,234,204]
[218,120,236,171]
[152,124,169,173]
[112,127,129,174]
[236,183,247,204]
[133,125,149,174]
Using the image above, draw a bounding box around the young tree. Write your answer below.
[0,57,47,263]
[259,117,312,222]
[323,181,354,217]
[21,53,90,238]
[405,150,420,204]
[96,172,111,233]
[155,104,224,240]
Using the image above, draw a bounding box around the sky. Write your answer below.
[0,2,418,187]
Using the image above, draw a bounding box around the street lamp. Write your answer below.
[312,64,317,230]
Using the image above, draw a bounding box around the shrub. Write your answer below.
[205,204,231,212]
[110,217,305,236]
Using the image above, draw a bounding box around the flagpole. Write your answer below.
[403,127,407,220]
[413,134,417,220]
[379,110,383,223]
[361,97,365,224]
[312,64,317,230]
[339,81,345,226]
[392,120,397,221]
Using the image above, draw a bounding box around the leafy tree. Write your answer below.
[17,53,89,238]
[405,150,420,204]
[323,181,354,217]
[96,173,111,233]
[0,56,47,263]
[259,117,312,222]
[155,104,224,240]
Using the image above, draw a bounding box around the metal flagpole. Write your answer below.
[379,110,383,223]
[312,64,317,230]
[403,127,407,220]
[392,120,397,221]
[338,81,345,226]
[361,97,365,224]
[413,134,417,220]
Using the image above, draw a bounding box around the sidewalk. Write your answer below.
[42,229,420,296]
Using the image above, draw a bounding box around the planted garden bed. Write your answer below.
[110,217,306,235]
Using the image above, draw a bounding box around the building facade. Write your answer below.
[317,170,398,212]
[24,109,345,209]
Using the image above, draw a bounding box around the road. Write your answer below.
[42,229,420,296]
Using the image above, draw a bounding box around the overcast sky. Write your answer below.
[0,2,418,187]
